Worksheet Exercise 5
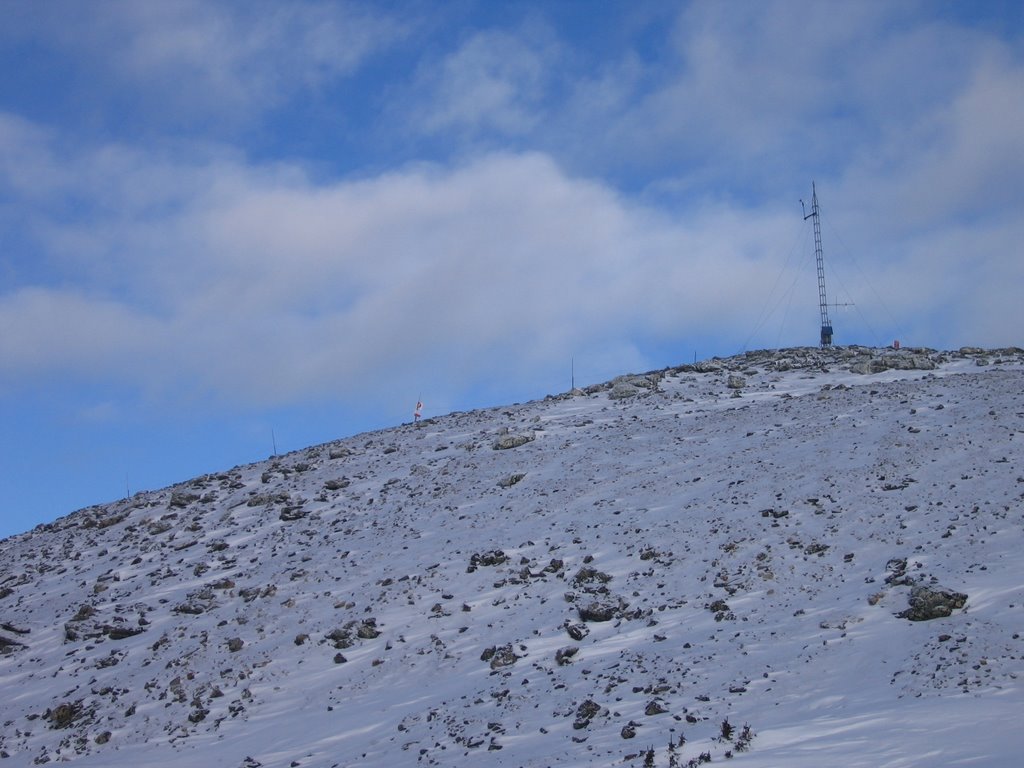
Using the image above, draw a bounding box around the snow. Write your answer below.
[1,346,1023,767]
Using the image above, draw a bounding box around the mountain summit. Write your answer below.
[2,346,1023,767]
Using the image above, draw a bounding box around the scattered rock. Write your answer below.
[468,550,508,572]
[481,643,520,669]
[356,619,381,639]
[573,699,603,729]
[885,557,915,586]
[571,567,612,591]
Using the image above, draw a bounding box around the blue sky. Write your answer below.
[1,0,1022,538]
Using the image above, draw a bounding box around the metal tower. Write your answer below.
[803,182,833,347]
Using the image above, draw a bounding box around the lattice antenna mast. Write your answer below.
[802,182,833,347]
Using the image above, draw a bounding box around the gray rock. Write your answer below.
[481,643,519,669]
[278,506,308,521]
[169,491,200,508]
[849,360,873,375]
[498,473,526,488]
[565,622,589,641]
[578,599,620,622]
[493,432,535,450]
[851,352,937,375]
[645,700,668,716]
[555,646,579,666]
[47,701,85,729]
[608,381,641,399]
[0,634,27,654]
[898,585,968,621]
[104,624,145,640]
[573,699,602,729]
[468,550,508,572]
[571,566,612,591]
[356,619,381,639]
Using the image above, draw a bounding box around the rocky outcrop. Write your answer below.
[849,353,936,375]
[898,585,968,621]
[606,374,661,399]
[493,432,535,450]
[0,634,27,654]
[468,550,508,571]
[481,643,520,669]
[578,598,626,623]
[572,699,603,729]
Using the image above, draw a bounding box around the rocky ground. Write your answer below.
[1,345,1023,767]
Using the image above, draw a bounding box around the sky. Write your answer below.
[1,0,1022,539]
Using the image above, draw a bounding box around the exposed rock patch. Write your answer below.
[898,585,968,621]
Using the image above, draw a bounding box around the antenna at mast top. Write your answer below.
[804,182,833,347]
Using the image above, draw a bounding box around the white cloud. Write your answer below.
[403,27,558,138]
[3,0,405,122]
[0,130,801,405]
[0,287,163,376]
[867,48,1024,229]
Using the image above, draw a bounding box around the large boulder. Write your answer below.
[608,374,660,399]
[493,432,535,450]
[898,585,968,621]
[578,599,622,623]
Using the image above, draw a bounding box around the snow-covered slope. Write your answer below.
[2,346,1023,768]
